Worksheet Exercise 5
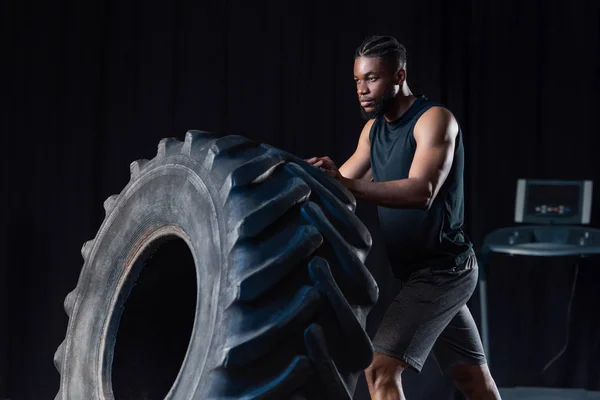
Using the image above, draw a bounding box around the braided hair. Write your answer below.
[354,35,407,71]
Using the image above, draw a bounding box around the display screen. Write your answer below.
[515,179,592,225]
[525,184,580,218]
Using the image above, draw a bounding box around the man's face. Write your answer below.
[353,56,400,120]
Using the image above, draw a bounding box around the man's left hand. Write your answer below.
[304,156,343,180]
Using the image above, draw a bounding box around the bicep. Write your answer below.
[339,119,374,180]
[408,108,458,198]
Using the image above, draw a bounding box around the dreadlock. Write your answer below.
[354,35,407,71]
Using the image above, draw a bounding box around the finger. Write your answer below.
[320,159,335,169]
[314,160,324,167]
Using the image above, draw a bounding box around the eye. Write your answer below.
[368,77,377,82]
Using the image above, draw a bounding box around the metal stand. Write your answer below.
[478,261,490,366]
[477,225,600,370]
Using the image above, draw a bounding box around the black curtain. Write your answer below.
[2,1,599,399]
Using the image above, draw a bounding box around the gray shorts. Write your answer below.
[372,250,487,373]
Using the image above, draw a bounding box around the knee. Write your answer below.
[365,353,408,391]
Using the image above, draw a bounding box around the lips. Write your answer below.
[361,100,374,107]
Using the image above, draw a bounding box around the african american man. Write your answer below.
[306,35,501,400]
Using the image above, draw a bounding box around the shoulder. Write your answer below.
[364,118,377,131]
[417,106,456,128]
[414,106,458,142]
[360,118,377,143]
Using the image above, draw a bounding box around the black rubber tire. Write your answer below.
[54,131,379,399]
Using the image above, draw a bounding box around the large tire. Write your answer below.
[54,131,379,399]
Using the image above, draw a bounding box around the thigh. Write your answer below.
[432,304,487,373]
[372,253,479,373]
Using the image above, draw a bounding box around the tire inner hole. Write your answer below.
[111,237,197,399]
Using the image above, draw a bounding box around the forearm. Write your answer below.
[340,177,431,209]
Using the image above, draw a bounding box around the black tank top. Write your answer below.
[369,95,472,279]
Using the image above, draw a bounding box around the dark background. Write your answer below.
[2,0,600,399]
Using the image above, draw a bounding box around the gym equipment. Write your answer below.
[498,386,600,399]
[53,131,378,400]
[478,179,598,366]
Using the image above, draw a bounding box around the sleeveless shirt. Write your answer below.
[369,95,472,279]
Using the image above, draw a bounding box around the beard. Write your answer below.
[360,88,396,120]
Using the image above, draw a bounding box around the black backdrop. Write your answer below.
[2,0,600,399]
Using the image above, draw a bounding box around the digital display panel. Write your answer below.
[515,179,592,225]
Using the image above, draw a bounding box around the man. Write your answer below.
[306,36,501,400]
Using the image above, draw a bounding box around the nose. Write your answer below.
[357,81,369,95]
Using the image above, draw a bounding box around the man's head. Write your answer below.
[353,36,407,119]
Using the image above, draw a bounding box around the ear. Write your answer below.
[394,68,406,85]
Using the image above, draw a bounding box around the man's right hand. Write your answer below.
[304,156,329,168]
[304,156,344,180]
[304,156,319,165]
[305,119,375,181]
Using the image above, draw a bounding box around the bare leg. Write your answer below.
[364,352,408,400]
[450,363,501,400]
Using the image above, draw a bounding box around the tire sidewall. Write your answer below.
[62,158,228,399]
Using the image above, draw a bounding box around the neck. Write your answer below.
[384,84,416,122]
